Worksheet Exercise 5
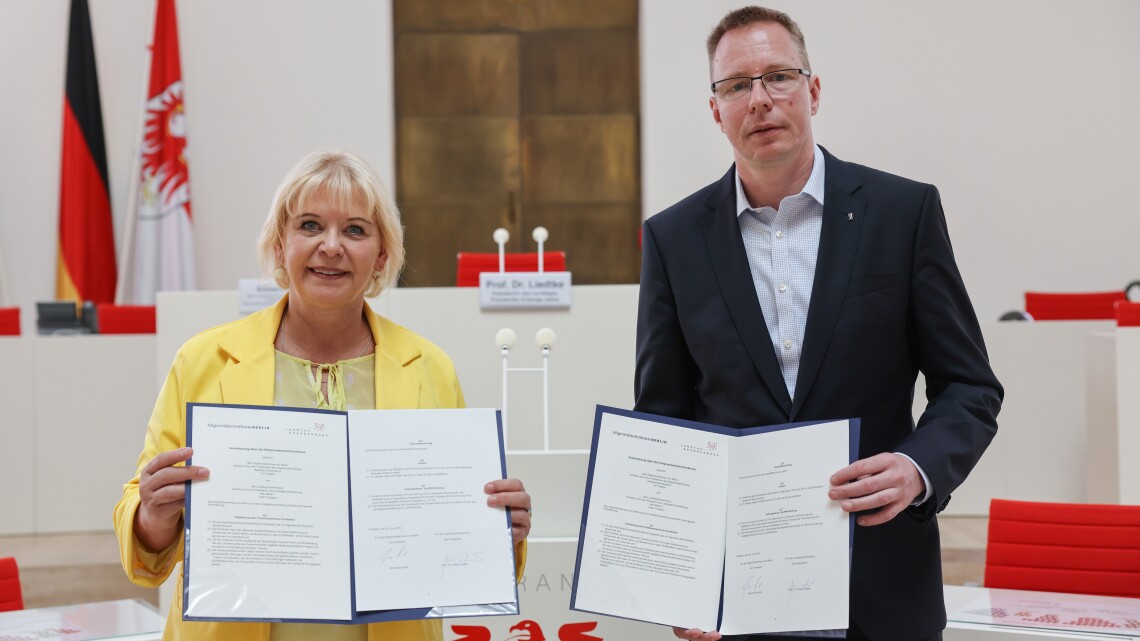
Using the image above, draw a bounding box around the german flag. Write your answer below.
[57,0,116,304]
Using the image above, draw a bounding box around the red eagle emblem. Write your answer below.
[450,620,602,641]
[507,620,545,641]
[141,80,190,214]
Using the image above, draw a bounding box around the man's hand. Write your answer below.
[829,453,924,526]
[673,626,722,640]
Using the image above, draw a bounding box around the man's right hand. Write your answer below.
[673,627,722,640]
[134,447,209,552]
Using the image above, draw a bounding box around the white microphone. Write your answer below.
[495,328,517,352]
[532,226,549,272]
[535,327,557,350]
[493,228,510,273]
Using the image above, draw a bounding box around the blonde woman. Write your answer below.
[114,151,531,641]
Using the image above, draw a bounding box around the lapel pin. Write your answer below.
[847,212,854,221]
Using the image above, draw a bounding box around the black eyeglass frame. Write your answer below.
[710,68,812,97]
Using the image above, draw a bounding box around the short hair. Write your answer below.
[706,6,811,75]
[257,151,405,298]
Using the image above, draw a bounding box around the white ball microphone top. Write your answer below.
[535,327,557,349]
[532,226,549,243]
[495,328,517,349]
[493,228,510,244]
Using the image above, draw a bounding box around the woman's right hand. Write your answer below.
[134,447,210,552]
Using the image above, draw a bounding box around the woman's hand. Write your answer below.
[134,447,210,552]
[484,478,532,543]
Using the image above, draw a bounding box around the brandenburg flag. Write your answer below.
[118,0,195,305]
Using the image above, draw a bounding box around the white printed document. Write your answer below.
[183,403,517,624]
[571,406,858,635]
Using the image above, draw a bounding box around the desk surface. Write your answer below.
[0,599,164,640]
[945,585,1140,640]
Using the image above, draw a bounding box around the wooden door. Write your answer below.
[394,0,641,286]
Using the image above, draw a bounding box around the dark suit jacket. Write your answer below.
[634,148,1003,641]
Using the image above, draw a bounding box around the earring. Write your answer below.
[274,266,290,288]
[372,270,382,280]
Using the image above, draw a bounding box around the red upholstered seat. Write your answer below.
[0,556,23,612]
[984,499,1140,598]
[455,252,567,287]
[1024,291,1127,320]
[0,307,18,335]
[1115,301,1140,327]
[96,304,156,334]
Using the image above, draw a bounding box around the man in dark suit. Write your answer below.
[635,7,1003,641]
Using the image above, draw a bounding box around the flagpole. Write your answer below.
[114,0,158,305]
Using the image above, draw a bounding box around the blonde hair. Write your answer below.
[257,151,404,298]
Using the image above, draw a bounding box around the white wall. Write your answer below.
[642,0,1140,321]
[0,0,395,329]
[2,1,1139,327]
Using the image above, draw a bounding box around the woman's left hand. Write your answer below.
[485,478,532,543]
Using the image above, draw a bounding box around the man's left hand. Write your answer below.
[829,453,924,526]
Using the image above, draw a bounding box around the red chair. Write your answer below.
[984,498,1140,598]
[0,556,23,612]
[456,252,567,287]
[1115,301,1140,327]
[1024,291,1127,321]
[0,307,18,336]
[95,304,156,334]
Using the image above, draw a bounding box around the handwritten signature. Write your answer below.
[440,551,486,577]
[786,578,816,604]
[740,574,764,599]
[379,545,409,566]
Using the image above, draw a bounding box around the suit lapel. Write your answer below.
[702,166,793,415]
[217,297,285,406]
[792,150,865,417]
[366,302,423,409]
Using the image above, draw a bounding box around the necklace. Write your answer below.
[277,320,373,362]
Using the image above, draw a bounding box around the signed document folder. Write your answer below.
[182,403,519,623]
[571,406,859,635]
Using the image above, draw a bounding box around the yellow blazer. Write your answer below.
[113,296,526,641]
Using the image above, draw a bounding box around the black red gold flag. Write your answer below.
[57,0,116,303]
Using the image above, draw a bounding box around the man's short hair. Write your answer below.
[706,6,811,75]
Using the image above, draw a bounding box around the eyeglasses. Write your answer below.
[711,69,811,101]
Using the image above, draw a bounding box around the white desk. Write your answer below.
[945,585,1140,640]
[917,321,1113,515]
[1085,328,1140,504]
[0,335,156,535]
[0,598,164,640]
[0,335,35,535]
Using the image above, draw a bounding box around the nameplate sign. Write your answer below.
[238,279,286,315]
[480,272,572,310]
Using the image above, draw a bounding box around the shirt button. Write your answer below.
[783,339,793,350]
[775,230,784,239]
[779,283,788,293]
